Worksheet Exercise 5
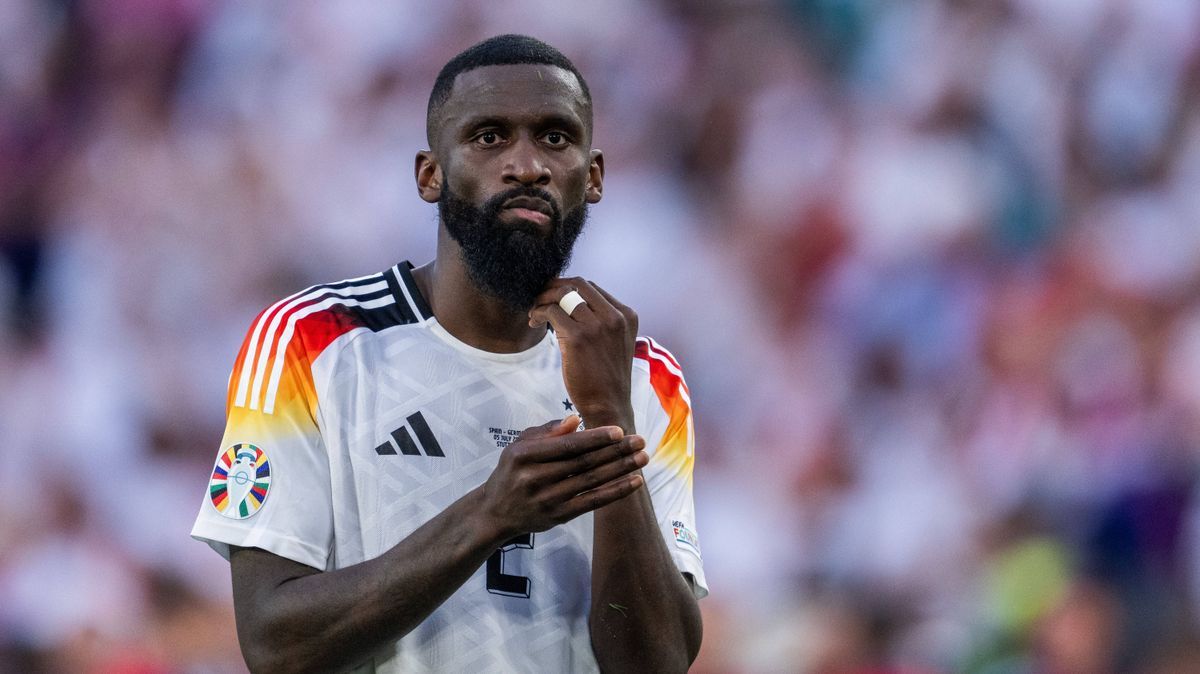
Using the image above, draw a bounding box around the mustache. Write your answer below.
[481,186,562,222]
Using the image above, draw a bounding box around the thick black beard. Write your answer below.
[439,182,587,312]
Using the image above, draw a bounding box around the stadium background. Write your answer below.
[3,0,1200,671]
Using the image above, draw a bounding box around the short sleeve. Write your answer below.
[634,337,708,599]
[190,306,334,571]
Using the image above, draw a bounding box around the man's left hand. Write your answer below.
[529,278,637,428]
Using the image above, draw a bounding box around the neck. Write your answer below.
[410,232,548,353]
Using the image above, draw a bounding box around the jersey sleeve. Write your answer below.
[190,304,335,570]
[634,337,708,599]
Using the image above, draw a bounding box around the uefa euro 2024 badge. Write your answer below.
[209,443,272,519]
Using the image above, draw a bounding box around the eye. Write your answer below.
[543,131,568,147]
[476,131,501,146]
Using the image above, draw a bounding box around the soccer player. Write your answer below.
[191,34,706,673]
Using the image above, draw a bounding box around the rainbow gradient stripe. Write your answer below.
[209,443,272,519]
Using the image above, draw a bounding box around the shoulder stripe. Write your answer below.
[644,336,682,370]
[249,284,390,411]
[260,291,395,413]
[635,337,695,462]
[241,278,388,410]
[636,338,691,405]
[394,262,434,321]
[384,268,415,324]
[234,273,384,409]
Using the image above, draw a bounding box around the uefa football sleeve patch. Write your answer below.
[208,443,272,519]
[671,519,701,558]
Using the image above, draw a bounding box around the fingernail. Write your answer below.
[634,451,648,466]
[608,427,623,441]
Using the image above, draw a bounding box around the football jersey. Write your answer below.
[191,261,707,673]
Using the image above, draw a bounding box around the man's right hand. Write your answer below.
[476,415,647,539]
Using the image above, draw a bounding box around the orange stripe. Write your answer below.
[635,339,694,480]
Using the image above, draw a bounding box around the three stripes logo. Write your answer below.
[376,412,444,457]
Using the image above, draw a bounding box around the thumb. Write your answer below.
[518,414,581,440]
[552,414,582,435]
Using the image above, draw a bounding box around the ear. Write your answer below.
[585,149,604,204]
[415,150,443,203]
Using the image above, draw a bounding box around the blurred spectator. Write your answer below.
[2,0,1199,671]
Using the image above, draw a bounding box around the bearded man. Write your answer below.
[192,34,706,674]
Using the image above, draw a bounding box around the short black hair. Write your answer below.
[426,34,593,146]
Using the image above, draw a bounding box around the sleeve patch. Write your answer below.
[209,443,273,519]
[672,519,701,558]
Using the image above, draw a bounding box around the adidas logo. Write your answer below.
[376,411,444,457]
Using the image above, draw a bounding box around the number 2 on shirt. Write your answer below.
[486,533,533,598]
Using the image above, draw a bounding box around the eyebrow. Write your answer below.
[538,114,586,134]
[457,112,586,137]
[457,116,508,134]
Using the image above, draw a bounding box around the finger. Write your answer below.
[532,284,588,310]
[530,287,596,328]
[530,278,611,324]
[553,414,581,436]
[588,282,637,326]
[516,415,581,442]
[556,278,612,313]
[518,425,625,462]
[578,280,638,338]
[555,474,645,519]
[528,300,583,330]
[543,448,648,502]
[540,433,645,481]
[539,278,579,291]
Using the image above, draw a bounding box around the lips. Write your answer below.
[501,196,553,227]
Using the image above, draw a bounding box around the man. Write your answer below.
[191,34,706,673]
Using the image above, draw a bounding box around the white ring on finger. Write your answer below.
[558,289,587,316]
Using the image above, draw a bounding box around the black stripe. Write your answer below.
[305,286,391,305]
[309,282,414,333]
[397,261,434,320]
[297,274,385,299]
[374,441,397,456]
[407,412,444,457]
[353,302,411,333]
[390,427,421,455]
[384,268,416,324]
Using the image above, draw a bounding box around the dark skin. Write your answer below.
[230,64,701,673]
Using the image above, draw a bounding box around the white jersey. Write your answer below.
[191,262,707,673]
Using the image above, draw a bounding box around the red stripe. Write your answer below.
[635,339,652,362]
[294,303,369,365]
[253,294,328,397]
[644,337,681,369]
[636,339,689,396]
[239,290,370,410]
[636,339,687,405]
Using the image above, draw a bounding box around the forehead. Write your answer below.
[441,64,589,129]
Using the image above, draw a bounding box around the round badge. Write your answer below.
[209,443,272,519]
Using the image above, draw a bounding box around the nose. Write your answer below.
[502,137,551,187]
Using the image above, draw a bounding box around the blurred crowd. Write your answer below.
[3,0,1200,671]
